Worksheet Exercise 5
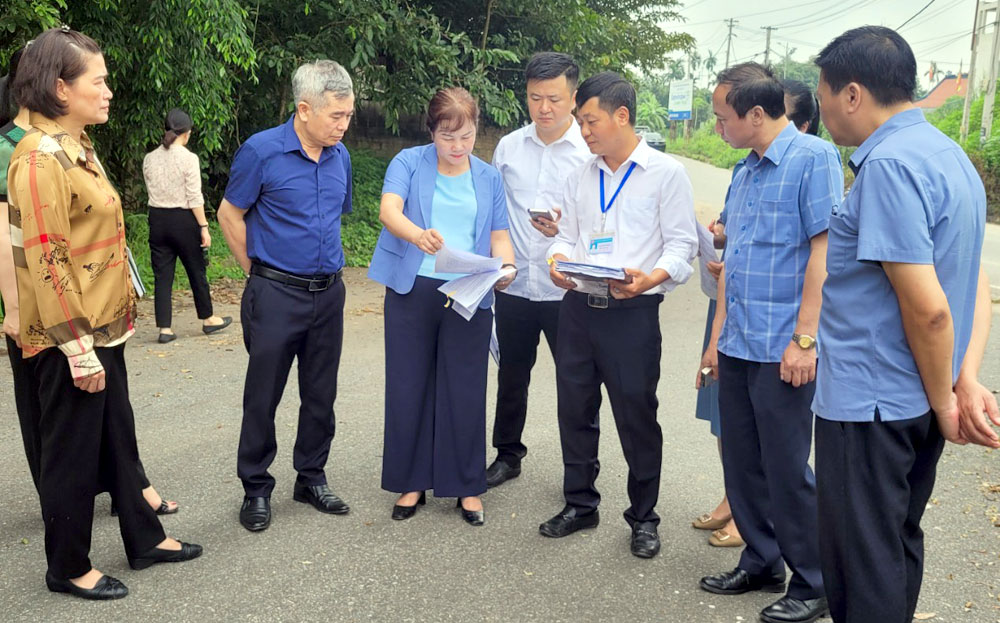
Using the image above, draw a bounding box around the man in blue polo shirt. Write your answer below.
[218,60,355,532]
[813,27,997,623]
[698,63,841,623]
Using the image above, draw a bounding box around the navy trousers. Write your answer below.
[815,410,944,623]
[717,352,824,600]
[238,272,345,497]
[492,291,560,465]
[555,290,663,527]
[381,277,492,497]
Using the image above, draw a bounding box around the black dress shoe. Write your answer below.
[391,491,426,520]
[456,498,484,526]
[538,505,600,538]
[699,568,786,595]
[486,458,521,488]
[46,571,129,600]
[240,496,271,531]
[630,521,660,558]
[130,541,203,570]
[157,332,177,343]
[760,595,829,623]
[293,483,350,514]
[202,316,232,335]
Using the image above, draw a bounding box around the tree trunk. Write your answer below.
[481,0,496,50]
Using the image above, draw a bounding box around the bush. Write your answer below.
[663,123,746,170]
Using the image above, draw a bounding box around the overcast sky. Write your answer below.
[665,0,979,88]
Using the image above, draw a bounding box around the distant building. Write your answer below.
[916,73,968,110]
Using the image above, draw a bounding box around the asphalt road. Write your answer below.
[0,154,997,623]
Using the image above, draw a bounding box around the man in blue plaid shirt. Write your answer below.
[697,63,842,623]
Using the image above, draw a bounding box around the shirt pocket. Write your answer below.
[750,199,800,245]
[825,207,855,275]
[621,196,657,238]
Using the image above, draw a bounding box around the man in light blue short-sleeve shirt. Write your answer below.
[812,26,997,623]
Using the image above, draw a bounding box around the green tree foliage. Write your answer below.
[636,91,667,133]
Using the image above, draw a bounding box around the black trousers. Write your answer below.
[717,352,823,600]
[555,290,663,527]
[492,291,560,465]
[237,273,345,497]
[34,345,165,579]
[8,335,42,491]
[815,410,944,623]
[148,207,213,328]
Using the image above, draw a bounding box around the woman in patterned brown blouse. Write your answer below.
[7,27,202,601]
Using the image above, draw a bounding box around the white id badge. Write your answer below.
[588,231,615,255]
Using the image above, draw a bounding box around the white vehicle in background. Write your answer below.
[635,125,666,151]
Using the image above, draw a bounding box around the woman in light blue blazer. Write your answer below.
[368,87,516,526]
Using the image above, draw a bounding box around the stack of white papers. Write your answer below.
[553,260,627,282]
[435,246,513,321]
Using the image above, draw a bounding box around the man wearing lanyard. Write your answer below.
[486,52,591,489]
[543,72,698,558]
[218,60,354,532]
[697,63,840,623]
[813,28,996,623]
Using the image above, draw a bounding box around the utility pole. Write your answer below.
[761,26,777,66]
[962,1,982,142]
[782,42,796,79]
[724,19,738,69]
[981,3,1000,142]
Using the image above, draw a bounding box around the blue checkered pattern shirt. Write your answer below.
[717,122,843,363]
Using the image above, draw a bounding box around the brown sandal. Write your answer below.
[692,512,731,531]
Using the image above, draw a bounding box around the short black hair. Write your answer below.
[525,52,580,90]
[715,62,785,119]
[0,46,26,126]
[782,79,820,135]
[13,27,103,119]
[575,71,635,125]
[815,26,916,106]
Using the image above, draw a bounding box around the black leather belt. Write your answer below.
[567,289,663,309]
[251,263,341,291]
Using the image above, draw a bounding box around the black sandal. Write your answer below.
[111,499,180,516]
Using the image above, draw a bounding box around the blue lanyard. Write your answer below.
[600,162,637,214]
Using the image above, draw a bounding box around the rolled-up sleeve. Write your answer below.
[382,150,415,200]
[223,142,263,211]
[653,165,698,289]
[184,151,205,209]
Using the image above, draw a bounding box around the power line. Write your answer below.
[898,0,938,30]
[683,0,830,27]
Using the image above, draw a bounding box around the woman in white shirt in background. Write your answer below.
[142,108,230,343]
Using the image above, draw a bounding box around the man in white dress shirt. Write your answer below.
[486,53,591,489]
[540,72,699,558]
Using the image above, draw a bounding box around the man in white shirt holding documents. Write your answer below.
[542,72,698,559]
[486,52,591,489]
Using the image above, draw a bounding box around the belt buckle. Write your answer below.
[308,278,328,292]
[587,294,609,309]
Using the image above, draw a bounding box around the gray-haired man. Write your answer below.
[218,60,355,531]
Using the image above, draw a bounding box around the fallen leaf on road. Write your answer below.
[523,571,533,576]
[20,538,28,545]
[913,613,936,620]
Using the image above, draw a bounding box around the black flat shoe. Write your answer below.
[46,571,128,600]
[240,496,271,532]
[538,505,599,538]
[699,568,786,595]
[202,316,232,335]
[760,596,829,623]
[630,521,660,558]
[293,483,350,514]
[158,332,177,343]
[391,491,426,520]
[486,458,521,488]
[130,541,203,570]
[456,498,484,526]
[111,499,179,517]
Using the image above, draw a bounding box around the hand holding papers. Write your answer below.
[435,245,513,321]
[697,224,721,299]
[553,260,631,283]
